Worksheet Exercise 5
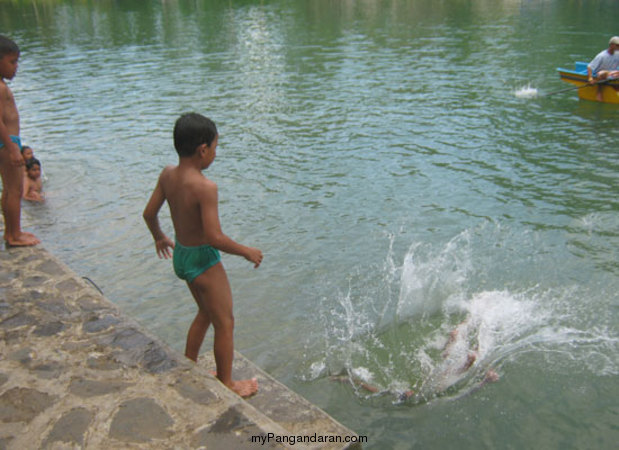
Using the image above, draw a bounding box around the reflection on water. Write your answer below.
[4,1,619,449]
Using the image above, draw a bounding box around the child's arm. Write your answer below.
[22,178,41,201]
[143,172,175,259]
[24,191,43,202]
[200,182,263,268]
[0,87,22,167]
[22,176,30,199]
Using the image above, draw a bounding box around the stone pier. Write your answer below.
[0,244,361,449]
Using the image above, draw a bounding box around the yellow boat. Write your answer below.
[557,62,619,103]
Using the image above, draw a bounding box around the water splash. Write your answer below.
[414,289,543,401]
[514,84,539,98]
[397,231,473,320]
[306,224,619,404]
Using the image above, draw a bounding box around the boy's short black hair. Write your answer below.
[0,35,19,57]
[173,113,218,157]
[26,157,40,170]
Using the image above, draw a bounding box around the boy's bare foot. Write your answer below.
[462,351,477,371]
[5,232,40,247]
[442,328,459,358]
[210,372,258,398]
[447,329,458,343]
[483,369,499,383]
[227,378,258,398]
[4,230,38,240]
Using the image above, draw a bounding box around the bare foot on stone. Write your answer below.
[5,231,40,247]
[210,372,258,398]
[227,378,258,398]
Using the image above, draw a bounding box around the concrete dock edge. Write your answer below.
[0,244,361,449]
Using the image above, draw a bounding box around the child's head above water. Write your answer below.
[173,113,218,157]
[25,157,41,178]
[21,145,33,162]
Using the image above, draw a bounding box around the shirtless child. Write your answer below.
[21,145,34,164]
[23,158,43,202]
[0,35,39,246]
[143,113,262,398]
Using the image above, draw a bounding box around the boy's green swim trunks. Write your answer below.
[173,240,221,283]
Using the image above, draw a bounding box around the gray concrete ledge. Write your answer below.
[0,244,361,449]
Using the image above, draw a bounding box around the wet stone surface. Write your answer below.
[68,378,132,398]
[43,407,94,447]
[108,398,174,442]
[0,387,56,423]
[82,314,120,333]
[0,244,359,449]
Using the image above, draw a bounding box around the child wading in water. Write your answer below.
[23,157,43,202]
[0,35,39,246]
[21,145,34,164]
[143,113,262,397]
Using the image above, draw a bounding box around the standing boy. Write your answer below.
[143,113,262,397]
[0,35,39,246]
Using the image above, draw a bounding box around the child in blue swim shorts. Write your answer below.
[144,113,263,398]
[0,35,39,246]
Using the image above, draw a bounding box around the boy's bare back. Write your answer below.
[159,164,218,247]
[144,113,262,398]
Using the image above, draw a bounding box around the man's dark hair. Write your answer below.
[173,113,218,157]
[0,35,19,57]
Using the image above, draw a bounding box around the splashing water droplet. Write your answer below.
[515,84,539,98]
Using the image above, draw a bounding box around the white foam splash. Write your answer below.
[515,84,539,98]
[397,231,472,319]
[309,224,618,402]
[308,361,326,380]
[417,290,543,397]
[351,366,374,383]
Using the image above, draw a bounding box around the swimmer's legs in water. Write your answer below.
[444,319,500,383]
[329,374,415,400]
[328,319,500,401]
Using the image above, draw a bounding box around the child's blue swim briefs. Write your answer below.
[0,135,22,150]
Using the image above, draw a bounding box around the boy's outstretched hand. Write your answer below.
[245,247,263,268]
[155,237,175,259]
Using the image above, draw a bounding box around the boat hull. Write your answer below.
[557,62,619,104]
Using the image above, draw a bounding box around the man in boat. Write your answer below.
[587,36,619,101]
